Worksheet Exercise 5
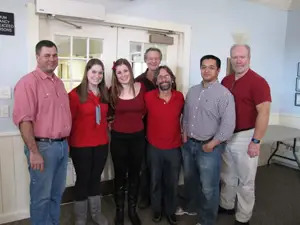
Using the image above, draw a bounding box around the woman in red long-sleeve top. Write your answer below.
[68,58,109,225]
[110,58,146,225]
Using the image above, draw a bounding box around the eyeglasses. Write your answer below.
[147,57,161,62]
[157,74,171,80]
[200,66,217,71]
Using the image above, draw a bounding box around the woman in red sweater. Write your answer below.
[110,58,146,225]
[68,58,109,225]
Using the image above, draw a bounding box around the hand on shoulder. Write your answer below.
[134,82,142,93]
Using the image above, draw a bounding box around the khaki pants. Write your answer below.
[220,129,258,223]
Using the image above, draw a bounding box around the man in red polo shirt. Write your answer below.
[145,65,184,225]
[219,44,271,225]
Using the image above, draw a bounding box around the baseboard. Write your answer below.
[0,210,29,224]
[268,113,300,128]
[277,113,300,128]
[269,113,280,125]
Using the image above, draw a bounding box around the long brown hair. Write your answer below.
[110,58,135,109]
[76,58,109,103]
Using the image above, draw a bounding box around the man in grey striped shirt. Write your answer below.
[181,55,235,225]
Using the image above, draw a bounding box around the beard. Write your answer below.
[158,81,171,91]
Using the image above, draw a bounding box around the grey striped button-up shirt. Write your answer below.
[182,81,235,142]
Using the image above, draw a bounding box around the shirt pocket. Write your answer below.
[40,92,53,114]
[202,97,218,119]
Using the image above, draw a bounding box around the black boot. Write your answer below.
[128,182,141,225]
[114,186,125,225]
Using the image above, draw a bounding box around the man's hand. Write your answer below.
[30,151,44,171]
[182,133,188,143]
[247,141,260,158]
[203,139,220,152]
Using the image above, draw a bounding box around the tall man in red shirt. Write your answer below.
[220,44,271,225]
[135,47,162,209]
[145,65,184,225]
[13,40,72,225]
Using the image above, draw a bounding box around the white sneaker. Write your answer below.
[187,211,197,216]
[175,207,197,216]
[175,207,185,216]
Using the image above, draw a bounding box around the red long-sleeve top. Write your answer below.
[68,88,109,147]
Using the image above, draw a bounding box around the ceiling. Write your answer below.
[72,0,300,11]
[248,0,300,10]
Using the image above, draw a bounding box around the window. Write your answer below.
[55,35,103,92]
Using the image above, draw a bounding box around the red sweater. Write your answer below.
[111,84,146,133]
[68,88,109,147]
[145,89,184,149]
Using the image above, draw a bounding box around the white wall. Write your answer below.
[83,0,288,114]
[0,0,30,133]
[0,0,290,132]
[281,10,300,115]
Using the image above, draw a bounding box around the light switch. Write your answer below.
[0,87,11,99]
[0,105,9,118]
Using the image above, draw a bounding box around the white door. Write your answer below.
[39,18,118,90]
[117,27,182,91]
[39,18,117,185]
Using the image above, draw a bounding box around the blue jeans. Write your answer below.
[147,144,181,215]
[182,139,225,225]
[24,140,69,225]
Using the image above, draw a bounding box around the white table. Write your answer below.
[264,125,300,169]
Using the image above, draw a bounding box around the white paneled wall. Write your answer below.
[0,133,114,224]
[0,134,29,224]
[0,134,78,224]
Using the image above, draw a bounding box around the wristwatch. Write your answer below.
[251,138,261,144]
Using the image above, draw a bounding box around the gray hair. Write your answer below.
[144,47,162,62]
[230,44,251,58]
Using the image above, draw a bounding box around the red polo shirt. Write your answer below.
[68,88,109,147]
[221,69,271,132]
[145,89,184,150]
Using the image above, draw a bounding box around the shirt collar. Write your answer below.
[155,89,174,99]
[201,80,219,89]
[35,67,58,81]
[234,68,251,81]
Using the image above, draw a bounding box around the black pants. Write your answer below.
[147,143,181,215]
[70,144,108,201]
[110,130,145,199]
[139,140,151,201]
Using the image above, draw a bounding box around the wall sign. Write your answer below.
[0,12,15,36]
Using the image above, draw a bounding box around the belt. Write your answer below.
[234,127,254,133]
[35,137,66,142]
[188,137,213,144]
